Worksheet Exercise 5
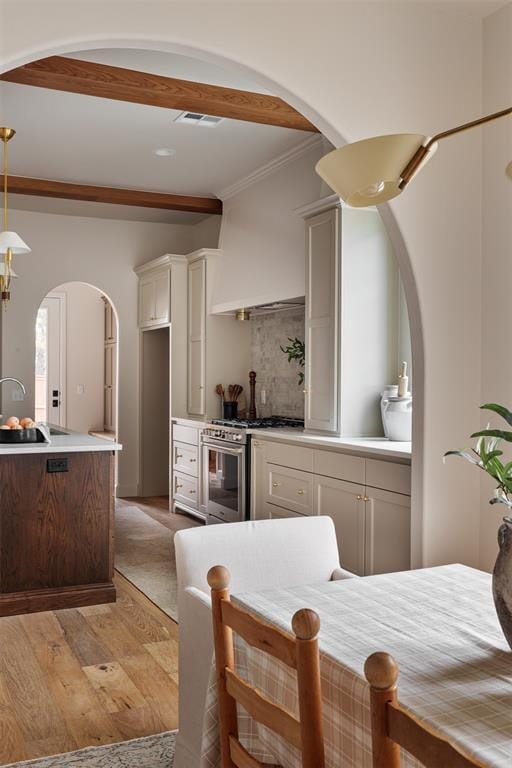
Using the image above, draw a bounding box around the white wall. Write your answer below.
[52,281,105,434]
[479,4,512,570]
[1,1,488,568]
[0,209,197,496]
[213,141,328,312]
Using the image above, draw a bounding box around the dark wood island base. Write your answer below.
[0,449,116,617]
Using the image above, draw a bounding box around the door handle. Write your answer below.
[176,483,183,490]
[176,453,183,459]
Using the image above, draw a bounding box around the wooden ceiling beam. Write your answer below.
[8,175,223,215]
[1,56,318,133]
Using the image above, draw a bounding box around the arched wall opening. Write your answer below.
[35,281,119,439]
[0,37,424,565]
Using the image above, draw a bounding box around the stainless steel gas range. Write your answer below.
[201,417,304,525]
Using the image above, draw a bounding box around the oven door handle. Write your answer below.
[201,439,245,455]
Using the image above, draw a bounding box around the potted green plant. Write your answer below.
[280,337,305,386]
[445,402,512,648]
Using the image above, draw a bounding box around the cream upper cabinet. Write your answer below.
[298,195,408,438]
[138,268,170,328]
[187,258,206,416]
[154,271,171,324]
[302,204,341,434]
[314,475,366,576]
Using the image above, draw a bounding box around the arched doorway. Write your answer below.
[35,281,119,440]
[1,38,424,564]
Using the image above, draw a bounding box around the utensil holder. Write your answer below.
[223,401,238,419]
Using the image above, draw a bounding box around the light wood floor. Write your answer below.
[0,497,194,766]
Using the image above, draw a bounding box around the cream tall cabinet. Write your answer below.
[251,436,411,576]
[297,195,406,437]
[187,258,206,416]
[138,269,171,328]
[186,250,251,420]
[303,206,340,432]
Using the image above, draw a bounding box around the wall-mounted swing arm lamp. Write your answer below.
[316,106,512,207]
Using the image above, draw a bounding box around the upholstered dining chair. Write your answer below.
[208,564,325,768]
[174,515,351,768]
[364,652,485,768]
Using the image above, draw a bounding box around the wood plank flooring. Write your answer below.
[0,568,180,765]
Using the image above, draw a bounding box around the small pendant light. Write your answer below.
[0,127,31,308]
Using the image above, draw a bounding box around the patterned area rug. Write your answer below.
[115,505,178,621]
[3,730,176,767]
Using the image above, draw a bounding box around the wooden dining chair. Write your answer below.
[364,652,485,768]
[207,564,325,768]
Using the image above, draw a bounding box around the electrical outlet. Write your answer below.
[77,384,85,395]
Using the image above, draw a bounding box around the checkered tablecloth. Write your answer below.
[200,564,512,767]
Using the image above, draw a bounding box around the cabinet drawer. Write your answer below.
[173,471,199,510]
[173,441,198,477]
[264,441,313,472]
[265,463,313,515]
[264,502,306,520]
[313,449,365,484]
[173,424,199,446]
[366,459,411,496]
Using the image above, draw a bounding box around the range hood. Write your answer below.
[235,297,305,320]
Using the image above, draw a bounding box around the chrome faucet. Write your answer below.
[0,377,26,419]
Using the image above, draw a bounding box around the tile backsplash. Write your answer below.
[250,307,305,419]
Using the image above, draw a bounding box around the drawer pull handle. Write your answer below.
[176,453,183,459]
[272,482,281,488]
[363,495,370,502]
[357,494,363,501]
[190,458,197,463]
[297,489,305,496]
[189,489,196,494]
[302,388,309,394]
[176,483,183,490]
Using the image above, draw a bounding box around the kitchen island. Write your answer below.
[0,428,122,617]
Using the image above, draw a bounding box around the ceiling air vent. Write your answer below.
[174,112,224,127]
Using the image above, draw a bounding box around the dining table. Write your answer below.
[200,564,512,768]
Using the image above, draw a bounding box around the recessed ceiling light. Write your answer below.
[153,148,176,157]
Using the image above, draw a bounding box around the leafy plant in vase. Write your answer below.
[280,337,305,386]
[445,402,512,648]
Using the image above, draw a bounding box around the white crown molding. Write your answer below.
[133,253,186,275]
[295,194,378,218]
[185,247,222,262]
[217,134,325,200]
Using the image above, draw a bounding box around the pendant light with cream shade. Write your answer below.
[316,106,512,207]
[0,127,30,308]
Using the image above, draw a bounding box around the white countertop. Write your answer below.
[172,416,207,429]
[0,424,122,455]
[248,428,411,461]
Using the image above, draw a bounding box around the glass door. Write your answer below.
[204,442,244,523]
